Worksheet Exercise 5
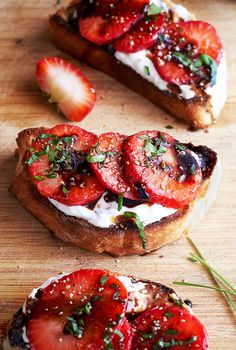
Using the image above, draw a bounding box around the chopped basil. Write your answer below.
[112,291,120,300]
[141,332,155,339]
[113,329,124,341]
[64,316,84,338]
[147,2,163,16]
[87,153,106,163]
[163,329,178,336]
[46,173,57,179]
[159,133,168,144]
[173,52,217,84]
[61,185,68,196]
[100,274,108,286]
[200,53,217,84]
[139,134,149,139]
[177,174,186,183]
[26,153,39,165]
[103,332,113,350]
[117,194,124,211]
[144,139,167,157]
[175,144,185,151]
[75,301,92,315]
[154,335,197,348]
[61,136,73,145]
[144,65,150,76]
[93,295,101,302]
[110,283,120,289]
[165,125,174,129]
[123,211,146,249]
[164,312,174,318]
[33,175,44,181]
[38,133,53,139]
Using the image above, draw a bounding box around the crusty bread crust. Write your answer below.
[2,271,186,350]
[48,2,218,129]
[9,127,219,256]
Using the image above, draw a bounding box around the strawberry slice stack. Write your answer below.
[21,269,208,349]
[26,124,203,209]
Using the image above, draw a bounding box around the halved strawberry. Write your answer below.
[27,124,105,205]
[152,21,223,85]
[27,269,128,350]
[114,13,165,53]
[131,304,208,349]
[123,131,202,208]
[88,132,139,200]
[79,0,149,45]
[36,57,96,122]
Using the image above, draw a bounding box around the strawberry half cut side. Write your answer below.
[36,57,96,122]
[123,130,202,208]
[152,20,223,85]
[27,124,105,206]
[88,132,140,200]
[27,269,128,350]
[79,0,150,45]
[131,304,208,350]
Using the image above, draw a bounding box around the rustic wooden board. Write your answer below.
[0,0,236,348]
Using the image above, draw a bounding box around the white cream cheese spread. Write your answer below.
[48,194,177,228]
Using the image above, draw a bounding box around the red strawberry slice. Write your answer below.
[27,124,105,205]
[131,304,208,349]
[152,21,223,85]
[123,130,202,208]
[36,57,96,122]
[112,318,132,349]
[27,269,128,350]
[79,0,149,45]
[88,132,139,200]
[114,13,165,53]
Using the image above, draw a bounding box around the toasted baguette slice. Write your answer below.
[9,127,220,256]
[49,0,227,129]
[3,269,194,350]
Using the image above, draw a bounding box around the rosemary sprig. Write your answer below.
[173,237,236,318]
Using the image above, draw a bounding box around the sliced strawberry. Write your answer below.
[112,318,132,349]
[131,304,208,349]
[114,13,165,53]
[88,132,139,200]
[27,269,128,350]
[123,131,202,208]
[152,21,223,85]
[36,57,96,122]
[27,124,105,205]
[79,0,149,45]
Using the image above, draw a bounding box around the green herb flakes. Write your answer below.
[61,185,68,196]
[144,65,150,76]
[87,153,106,163]
[147,3,163,16]
[100,274,108,286]
[117,194,124,211]
[123,212,146,249]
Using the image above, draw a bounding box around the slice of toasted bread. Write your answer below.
[2,270,192,350]
[48,1,227,129]
[9,127,220,256]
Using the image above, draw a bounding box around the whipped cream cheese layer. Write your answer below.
[48,194,177,228]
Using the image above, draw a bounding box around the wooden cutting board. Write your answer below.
[0,0,236,348]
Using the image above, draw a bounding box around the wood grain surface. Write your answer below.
[0,0,236,348]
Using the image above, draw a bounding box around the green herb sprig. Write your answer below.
[173,238,236,318]
[123,212,146,249]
